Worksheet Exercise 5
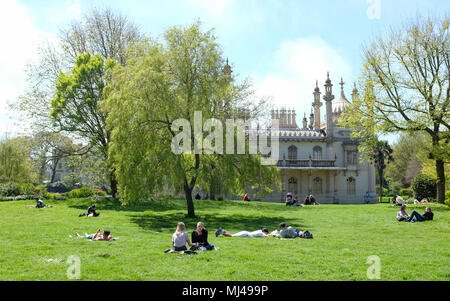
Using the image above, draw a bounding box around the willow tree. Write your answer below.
[0,137,37,184]
[341,15,449,203]
[105,22,278,217]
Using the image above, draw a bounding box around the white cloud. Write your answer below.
[187,0,236,17]
[253,35,353,121]
[66,0,82,19]
[0,0,49,135]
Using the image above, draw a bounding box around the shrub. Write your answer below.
[445,190,450,200]
[68,187,94,199]
[400,188,414,198]
[411,174,436,201]
[405,198,415,204]
[46,192,67,200]
[46,182,69,193]
[34,185,49,198]
[376,187,390,196]
[94,189,106,196]
[18,183,36,195]
[0,183,20,197]
[445,198,450,206]
[389,181,402,196]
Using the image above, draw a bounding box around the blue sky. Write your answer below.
[1,0,449,142]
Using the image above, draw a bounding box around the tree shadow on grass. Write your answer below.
[128,212,308,234]
[66,198,296,214]
[66,198,188,213]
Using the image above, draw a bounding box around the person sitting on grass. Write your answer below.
[27,197,52,208]
[291,196,303,207]
[79,204,100,217]
[308,194,319,205]
[215,227,270,237]
[285,193,294,206]
[191,222,215,250]
[75,229,113,241]
[243,193,250,202]
[397,204,410,222]
[169,222,194,252]
[304,195,311,205]
[407,207,434,223]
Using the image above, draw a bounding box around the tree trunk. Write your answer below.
[50,157,60,183]
[109,169,118,199]
[379,169,383,203]
[435,159,446,204]
[209,188,215,200]
[184,180,195,217]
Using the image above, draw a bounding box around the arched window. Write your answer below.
[347,177,356,195]
[313,146,322,160]
[288,177,298,195]
[312,177,323,195]
[288,145,297,160]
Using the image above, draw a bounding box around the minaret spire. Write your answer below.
[323,72,335,137]
[351,82,359,101]
[312,80,322,130]
[339,77,347,100]
[223,57,232,79]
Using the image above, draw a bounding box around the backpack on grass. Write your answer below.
[299,230,313,239]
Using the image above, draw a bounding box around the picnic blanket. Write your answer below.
[164,249,197,255]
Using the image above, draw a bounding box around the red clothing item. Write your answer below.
[243,195,249,202]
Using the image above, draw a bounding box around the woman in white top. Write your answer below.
[397,204,410,222]
[172,222,194,251]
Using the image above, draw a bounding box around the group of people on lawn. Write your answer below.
[167,221,215,253]
[392,195,434,223]
[27,192,436,248]
[242,192,319,206]
[285,193,319,207]
[397,205,434,223]
[166,221,312,253]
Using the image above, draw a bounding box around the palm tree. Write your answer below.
[370,140,393,203]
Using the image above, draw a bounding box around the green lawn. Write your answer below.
[0,198,449,281]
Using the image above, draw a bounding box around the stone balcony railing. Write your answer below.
[277,158,336,168]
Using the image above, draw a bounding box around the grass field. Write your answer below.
[0,198,449,281]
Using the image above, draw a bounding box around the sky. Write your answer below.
[0,0,449,142]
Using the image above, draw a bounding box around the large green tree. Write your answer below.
[341,16,449,203]
[13,8,142,195]
[105,22,278,217]
[51,52,118,196]
[385,133,425,187]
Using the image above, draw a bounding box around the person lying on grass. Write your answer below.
[393,196,405,206]
[79,204,100,217]
[397,204,410,222]
[191,222,215,250]
[407,207,434,223]
[279,222,299,238]
[215,227,270,237]
[75,229,113,241]
[27,197,52,208]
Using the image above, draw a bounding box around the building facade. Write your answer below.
[261,73,377,204]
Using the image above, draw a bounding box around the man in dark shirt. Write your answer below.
[79,204,100,217]
[408,207,434,222]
